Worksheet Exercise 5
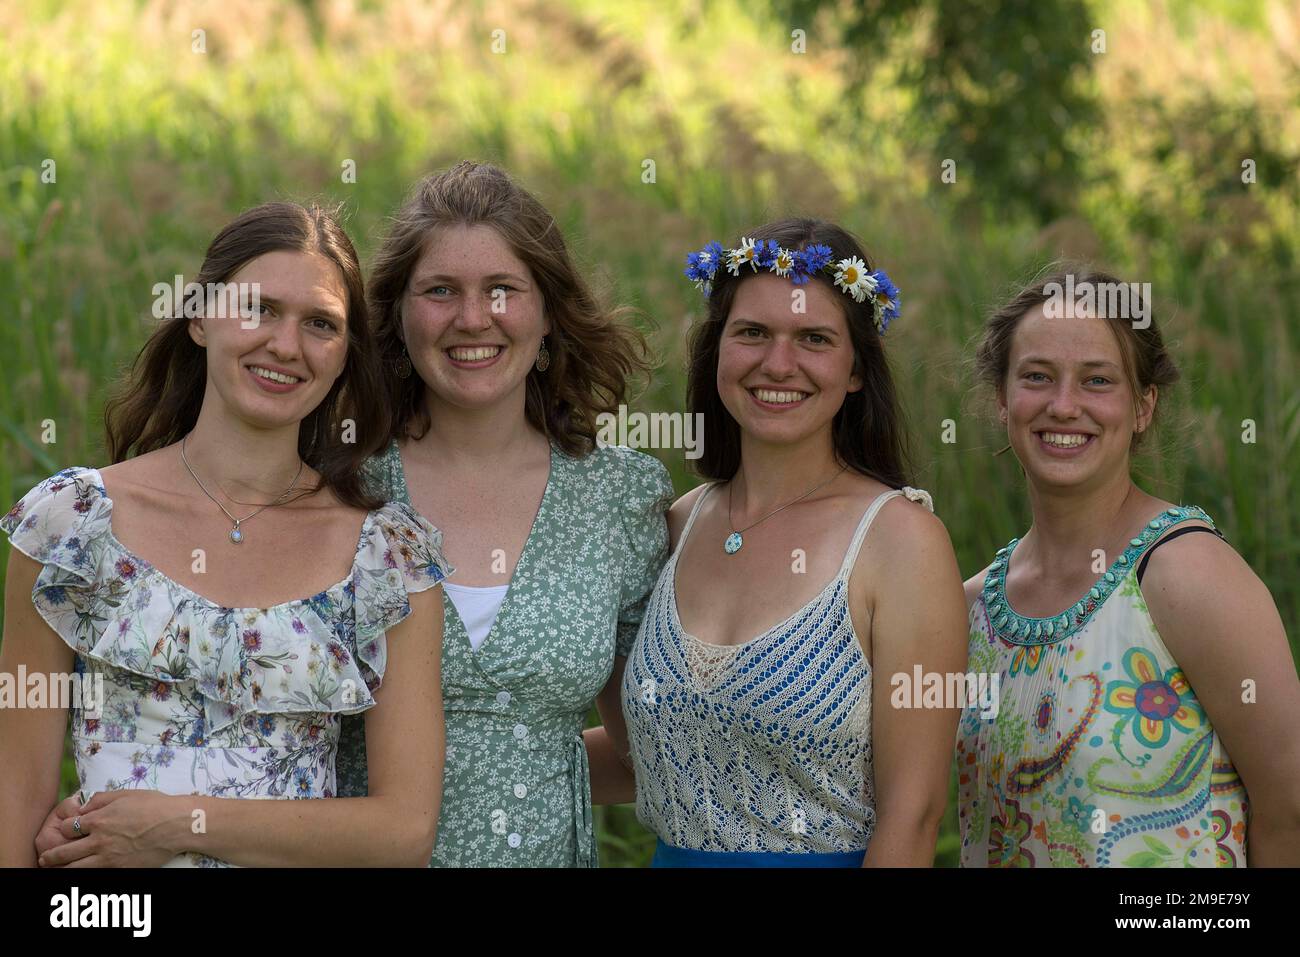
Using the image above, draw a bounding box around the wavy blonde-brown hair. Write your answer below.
[368,161,650,455]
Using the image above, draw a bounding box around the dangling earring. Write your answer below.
[394,343,412,379]
[535,336,551,372]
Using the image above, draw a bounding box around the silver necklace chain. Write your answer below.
[180,434,304,544]
[724,464,847,554]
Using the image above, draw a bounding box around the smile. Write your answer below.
[247,366,302,385]
[446,345,503,364]
[749,388,809,405]
[1036,430,1095,450]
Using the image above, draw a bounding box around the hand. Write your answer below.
[34,794,83,859]
[38,790,183,868]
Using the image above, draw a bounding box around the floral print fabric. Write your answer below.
[335,440,673,867]
[957,506,1248,868]
[1,466,450,867]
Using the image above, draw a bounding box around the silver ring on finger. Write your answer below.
[72,817,83,837]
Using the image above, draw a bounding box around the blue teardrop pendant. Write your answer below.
[230,527,244,544]
[723,531,743,555]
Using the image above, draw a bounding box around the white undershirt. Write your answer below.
[442,582,509,652]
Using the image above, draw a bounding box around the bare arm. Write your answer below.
[1142,533,1300,866]
[43,586,446,868]
[585,656,635,806]
[0,551,74,866]
[860,502,969,867]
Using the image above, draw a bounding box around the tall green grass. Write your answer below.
[1,0,1295,867]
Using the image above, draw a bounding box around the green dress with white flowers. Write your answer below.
[335,438,673,867]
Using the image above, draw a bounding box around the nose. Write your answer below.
[453,290,494,333]
[759,336,798,379]
[264,315,303,362]
[1045,380,1082,419]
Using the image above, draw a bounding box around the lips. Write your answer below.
[1034,430,1096,452]
[447,345,503,362]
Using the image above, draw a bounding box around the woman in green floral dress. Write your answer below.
[333,162,673,867]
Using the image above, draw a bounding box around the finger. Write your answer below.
[80,790,128,813]
[35,828,75,856]
[63,854,105,868]
[55,794,84,819]
[39,838,98,867]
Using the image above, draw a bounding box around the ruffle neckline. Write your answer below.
[1,467,450,734]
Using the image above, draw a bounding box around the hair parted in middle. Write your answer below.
[685,217,912,488]
[368,160,652,456]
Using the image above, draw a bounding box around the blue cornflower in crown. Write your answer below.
[684,236,901,335]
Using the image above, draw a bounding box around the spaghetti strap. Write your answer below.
[836,485,935,579]
[673,483,717,559]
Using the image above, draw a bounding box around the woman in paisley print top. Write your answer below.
[333,162,673,867]
[957,267,1300,867]
[4,203,449,867]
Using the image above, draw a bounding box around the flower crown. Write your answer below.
[684,237,901,335]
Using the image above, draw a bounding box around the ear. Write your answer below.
[1136,384,1157,433]
[846,367,863,393]
[188,316,207,348]
[996,383,1009,424]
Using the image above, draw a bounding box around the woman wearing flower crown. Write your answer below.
[957,268,1300,867]
[587,219,969,866]
[3,202,449,867]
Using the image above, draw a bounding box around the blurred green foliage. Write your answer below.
[0,0,1296,867]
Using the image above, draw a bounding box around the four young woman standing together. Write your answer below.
[2,161,1297,868]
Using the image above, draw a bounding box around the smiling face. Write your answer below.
[999,304,1156,491]
[717,273,862,448]
[188,249,349,431]
[400,223,548,413]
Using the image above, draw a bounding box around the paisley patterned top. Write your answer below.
[0,466,450,867]
[621,483,934,854]
[335,439,674,867]
[957,506,1249,868]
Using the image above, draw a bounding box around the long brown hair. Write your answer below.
[103,202,386,509]
[686,218,912,487]
[368,161,650,455]
[974,264,1180,450]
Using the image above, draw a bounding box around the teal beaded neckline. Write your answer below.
[981,505,1216,647]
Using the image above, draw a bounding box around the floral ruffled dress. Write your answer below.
[1,466,451,867]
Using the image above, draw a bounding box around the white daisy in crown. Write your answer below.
[727,237,758,276]
[773,247,795,277]
[833,256,875,303]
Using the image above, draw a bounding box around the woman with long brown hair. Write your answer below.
[333,161,674,867]
[597,219,969,866]
[4,202,449,866]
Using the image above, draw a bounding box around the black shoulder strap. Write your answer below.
[1136,525,1224,584]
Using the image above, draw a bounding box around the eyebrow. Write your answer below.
[256,295,345,322]
[1019,356,1120,369]
[411,272,530,286]
[730,318,839,335]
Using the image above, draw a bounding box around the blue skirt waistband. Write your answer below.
[652,838,865,868]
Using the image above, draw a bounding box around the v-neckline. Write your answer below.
[392,438,557,657]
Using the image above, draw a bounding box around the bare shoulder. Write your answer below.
[667,482,711,550]
[97,448,178,502]
[855,486,960,595]
[866,487,954,558]
[1141,523,1262,606]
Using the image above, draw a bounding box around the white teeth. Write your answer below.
[449,346,502,361]
[1039,431,1091,448]
[753,389,808,404]
[249,366,300,384]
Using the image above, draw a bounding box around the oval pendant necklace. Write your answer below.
[181,434,304,544]
[724,464,846,555]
